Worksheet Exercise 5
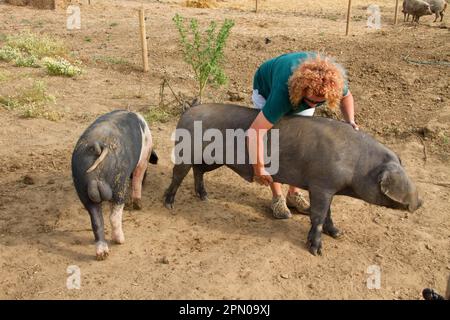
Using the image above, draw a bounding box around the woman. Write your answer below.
[249,52,359,219]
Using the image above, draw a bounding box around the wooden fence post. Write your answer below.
[394,0,399,24]
[139,8,149,73]
[346,0,352,35]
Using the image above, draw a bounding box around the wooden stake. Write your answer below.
[394,0,399,25]
[139,8,149,73]
[255,0,258,13]
[346,0,352,35]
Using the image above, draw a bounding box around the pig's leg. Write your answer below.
[434,13,438,22]
[164,164,191,209]
[131,157,149,210]
[306,189,333,256]
[323,208,343,239]
[109,203,125,244]
[131,121,152,210]
[87,203,109,260]
[193,165,208,201]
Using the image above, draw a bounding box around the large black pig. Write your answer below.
[72,110,157,260]
[164,104,422,256]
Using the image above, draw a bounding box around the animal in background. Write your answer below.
[424,0,448,22]
[402,0,433,22]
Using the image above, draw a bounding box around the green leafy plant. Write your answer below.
[43,57,82,77]
[173,14,234,102]
[144,106,173,123]
[0,32,83,76]
[5,32,67,59]
[0,80,60,120]
[0,46,21,62]
[14,54,40,68]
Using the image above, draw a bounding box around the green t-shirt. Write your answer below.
[253,52,349,124]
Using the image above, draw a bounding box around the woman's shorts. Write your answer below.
[251,89,315,117]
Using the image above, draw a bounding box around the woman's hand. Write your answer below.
[253,165,273,186]
[248,111,274,186]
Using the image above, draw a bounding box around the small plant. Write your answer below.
[173,14,234,102]
[43,57,82,77]
[0,80,60,120]
[144,106,173,123]
[109,22,119,27]
[5,32,67,59]
[0,32,83,75]
[0,46,21,62]
[93,55,131,66]
[14,54,40,68]
[84,36,92,42]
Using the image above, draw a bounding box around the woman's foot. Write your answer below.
[286,192,310,215]
[271,195,292,219]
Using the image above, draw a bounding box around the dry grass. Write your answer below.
[185,0,217,9]
[0,80,61,121]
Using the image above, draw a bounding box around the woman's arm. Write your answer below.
[340,90,359,130]
[248,111,274,185]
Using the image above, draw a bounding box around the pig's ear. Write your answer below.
[379,168,409,205]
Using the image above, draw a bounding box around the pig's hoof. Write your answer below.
[307,239,322,256]
[197,192,208,201]
[323,225,343,239]
[133,199,142,210]
[164,201,174,210]
[95,241,109,260]
[164,194,175,209]
[308,244,322,256]
[112,232,125,244]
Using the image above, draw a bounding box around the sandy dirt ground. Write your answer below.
[0,0,449,299]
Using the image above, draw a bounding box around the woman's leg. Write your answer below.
[270,182,283,197]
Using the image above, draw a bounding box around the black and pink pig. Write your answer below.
[72,110,157,260]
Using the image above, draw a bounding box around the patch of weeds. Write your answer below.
[0,32,83,75]
[93,55,132,66]
[0,46,21,62]
[144,106,172,123]
[0,70,9,82]
[109,22,119,27]
[43,57,82,77]
[84,36,92,42]
[323,14,339,21]
[0,81,60,121]
[5,32,67,59]
[144,104,182,124]
[14,54,40,68]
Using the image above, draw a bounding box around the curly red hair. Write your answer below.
[288,55,345,109]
